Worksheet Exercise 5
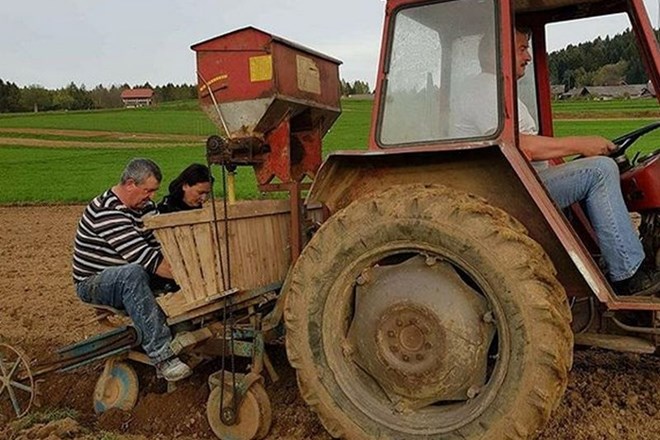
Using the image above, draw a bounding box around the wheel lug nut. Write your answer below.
[387,330,395,338]
[416,354,424,361]
[396,320,403,327]
[424,342,432,350]
[356,269,372,286]
[402,355,410,362]
[341,341,354,357]
[467,386,480,399]
[483,312,495,323]
[390,345,399,353]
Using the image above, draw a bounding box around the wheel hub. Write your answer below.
[346,255,495,408]
[102,378,122,403]
[377,304,443,375]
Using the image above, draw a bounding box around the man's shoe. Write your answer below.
[157,357,192,382]
[613,266,660,296]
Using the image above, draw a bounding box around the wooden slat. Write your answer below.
[194,223,220,297]
[154,228,194,303]
[156,292,188,317]
[174,226,206,301]
[231,217,252,288]
[144,199,291,229]
[216,220,229,291]
[276,213,291,276]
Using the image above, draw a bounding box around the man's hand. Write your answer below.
[155,259,174,280]
[577,136,617,157]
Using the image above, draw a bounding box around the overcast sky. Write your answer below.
[2,0,658,90]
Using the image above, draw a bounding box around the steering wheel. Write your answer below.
[607,121,660,171]
[610,121,660,157]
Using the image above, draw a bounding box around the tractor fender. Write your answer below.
[306,146,612,303]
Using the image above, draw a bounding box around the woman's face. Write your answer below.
[182,181,212,208]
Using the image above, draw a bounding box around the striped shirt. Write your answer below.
[72,189,163,283]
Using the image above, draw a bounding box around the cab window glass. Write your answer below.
[546,12,647,103]
[379,0,498,146]
[518,39,539,130]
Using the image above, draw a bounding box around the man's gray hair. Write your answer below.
[120,158,162,185]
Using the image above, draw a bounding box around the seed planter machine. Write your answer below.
[1,27,341,440]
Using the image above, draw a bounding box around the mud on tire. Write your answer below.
[284,184,573,440]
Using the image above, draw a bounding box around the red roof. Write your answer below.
[121,88,154,99]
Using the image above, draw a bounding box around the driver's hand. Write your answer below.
[580,136,616,157]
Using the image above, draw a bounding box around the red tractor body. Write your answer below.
[189,1,660,439]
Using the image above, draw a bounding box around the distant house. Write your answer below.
[562,87,590,99]
[550,84,566,99]
[586,84,648,99]
[121,88,154,107]
[561,84,652,100]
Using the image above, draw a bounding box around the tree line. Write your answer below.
[0,81,198,113]
[0,78,373,114]
[548,29,660,89]
[341,79,372,96]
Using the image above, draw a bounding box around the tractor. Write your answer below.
[2,0,658,439]
[279,0,660,439]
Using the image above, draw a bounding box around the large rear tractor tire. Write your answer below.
[284,184,573,440]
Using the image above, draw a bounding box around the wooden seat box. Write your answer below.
[144,199,292,318]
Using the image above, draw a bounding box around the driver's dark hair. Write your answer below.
[516,26,532,39]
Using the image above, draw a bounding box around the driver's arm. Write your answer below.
[520,134,616,161]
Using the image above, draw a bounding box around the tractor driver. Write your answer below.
[72,158,192,381]
[453,28,660,296]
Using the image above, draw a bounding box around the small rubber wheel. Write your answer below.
[93,361,139,414]
[206,382,272,440]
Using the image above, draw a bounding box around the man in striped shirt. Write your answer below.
[73,158,192,382]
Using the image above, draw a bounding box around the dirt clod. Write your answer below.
[13,417,81,440]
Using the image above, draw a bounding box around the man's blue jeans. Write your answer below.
[75,264,175,364]
[537,156,644,282]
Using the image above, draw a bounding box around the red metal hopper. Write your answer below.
[191,27,342,187]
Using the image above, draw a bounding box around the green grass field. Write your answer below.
[0,100,217,135]
[552,98,660,114]
[0,98,657,204]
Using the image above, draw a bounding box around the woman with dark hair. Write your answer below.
[158,164,213,213]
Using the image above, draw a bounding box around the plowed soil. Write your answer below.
[1,205,659,440]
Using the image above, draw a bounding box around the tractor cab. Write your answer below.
[296,1,660,437]
[311,0,659,306]
[371,0,660,153]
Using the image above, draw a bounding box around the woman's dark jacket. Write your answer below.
[157,195,195,214]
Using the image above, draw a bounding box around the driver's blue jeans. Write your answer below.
[75,264,175,364]
[537,156,644,282]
